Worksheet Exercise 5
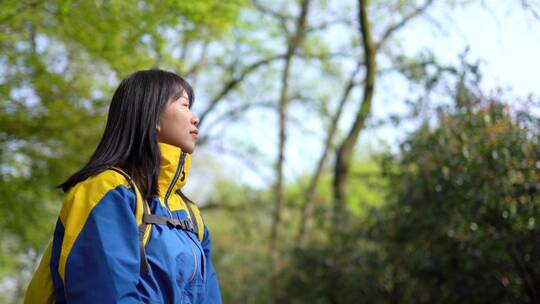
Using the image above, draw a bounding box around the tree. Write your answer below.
[374,84,540,303]
[0,0,242,300]
[332,0,436,233]
[268,0,311,265]
[280,59,540,303]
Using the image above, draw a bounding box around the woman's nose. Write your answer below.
[192,115,199,126]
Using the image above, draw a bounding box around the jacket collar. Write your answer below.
[157,142,191,201]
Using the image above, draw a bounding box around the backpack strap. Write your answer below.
[109,167,151,275]
[178,190,204,242]
[184,203,199,237]
[143,214,196,232]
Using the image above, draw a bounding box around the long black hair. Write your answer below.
[59,68,194,201]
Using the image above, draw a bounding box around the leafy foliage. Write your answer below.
[279,78,540,303]
[0,0,242,300]
[373,92,540,303]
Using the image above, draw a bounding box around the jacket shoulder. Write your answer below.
[55,170,137,285]
[60,170,132,223]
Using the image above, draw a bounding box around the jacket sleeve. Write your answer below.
[201,225,222,304]
[24,242,55,304]
[52,183,143,303]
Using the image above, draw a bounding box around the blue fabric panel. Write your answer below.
[64,185,142,304]
[201,226,222,304]
[50,219,66,303]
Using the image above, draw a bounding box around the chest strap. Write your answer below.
[142,214,196,233]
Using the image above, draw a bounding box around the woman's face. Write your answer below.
[157,90,199,153]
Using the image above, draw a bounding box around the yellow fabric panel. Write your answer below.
[110,167,145,227]
[110,167,152,245]
[24,242,54,304]
[177,194,205,242]
[189,203,205,242]
[157,143,179,202]
[180,152,191,189]
[157,142,191,202]
[58,170,129,281]
[130,181,152,245]
[157,143,203,240]
[168,193,184,212]
[140,192,152,246]
[168,192,204,241]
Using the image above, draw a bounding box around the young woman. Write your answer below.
[25,69,221,303]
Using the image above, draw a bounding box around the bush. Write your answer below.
[280,92,540,303]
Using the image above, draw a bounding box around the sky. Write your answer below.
[402,1,540,96]
[186,1,540,197]
[370,0,540,151]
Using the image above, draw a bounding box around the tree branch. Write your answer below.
[521,0,540,20]
[252,0,293,37]
[201,100,275,140]
[198,54,285,127]
[0,1,42,25]
[332,0,377,232]
[306,17,355,34]
[296,62,362,245]
[269,0,311,274]
[204,142,273,183]
[376,0,436,51]
[184,39,210,84]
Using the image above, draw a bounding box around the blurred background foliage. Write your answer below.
[1,0,539,303]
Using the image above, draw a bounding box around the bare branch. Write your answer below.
[521,0,540,20]
[197,48,353,128]
[179,34,191,64]
[251,0,293,36]
[184,40,210,81]
[200,101,275,139]
[198,54,285,126]
[376,0,436,50]
[204,142,273,183]
[306,18,355,34]
[199,202,247,211]
[199,194,268,211]
[297,50,356,61]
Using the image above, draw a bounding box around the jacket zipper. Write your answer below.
[163,152,186,217]
[185,228,206,283]
[183,197,206,283]
[188,242,198,283]
[163,152,199,283]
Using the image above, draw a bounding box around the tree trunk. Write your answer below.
[332,0,376,232]
[269,0,311,258]
[296,63,361,245]
[331,0,435,232]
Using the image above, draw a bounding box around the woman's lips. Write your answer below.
[190,130,199,140]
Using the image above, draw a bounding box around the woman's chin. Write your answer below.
[182,144,195,154]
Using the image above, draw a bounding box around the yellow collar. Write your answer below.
[157,142,191,201]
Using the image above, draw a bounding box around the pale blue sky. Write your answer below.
[370,1,540,150]
[402,1,540,96]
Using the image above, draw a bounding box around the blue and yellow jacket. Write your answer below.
[25,143,221,303]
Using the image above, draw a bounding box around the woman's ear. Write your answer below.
[156,122,161,133]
